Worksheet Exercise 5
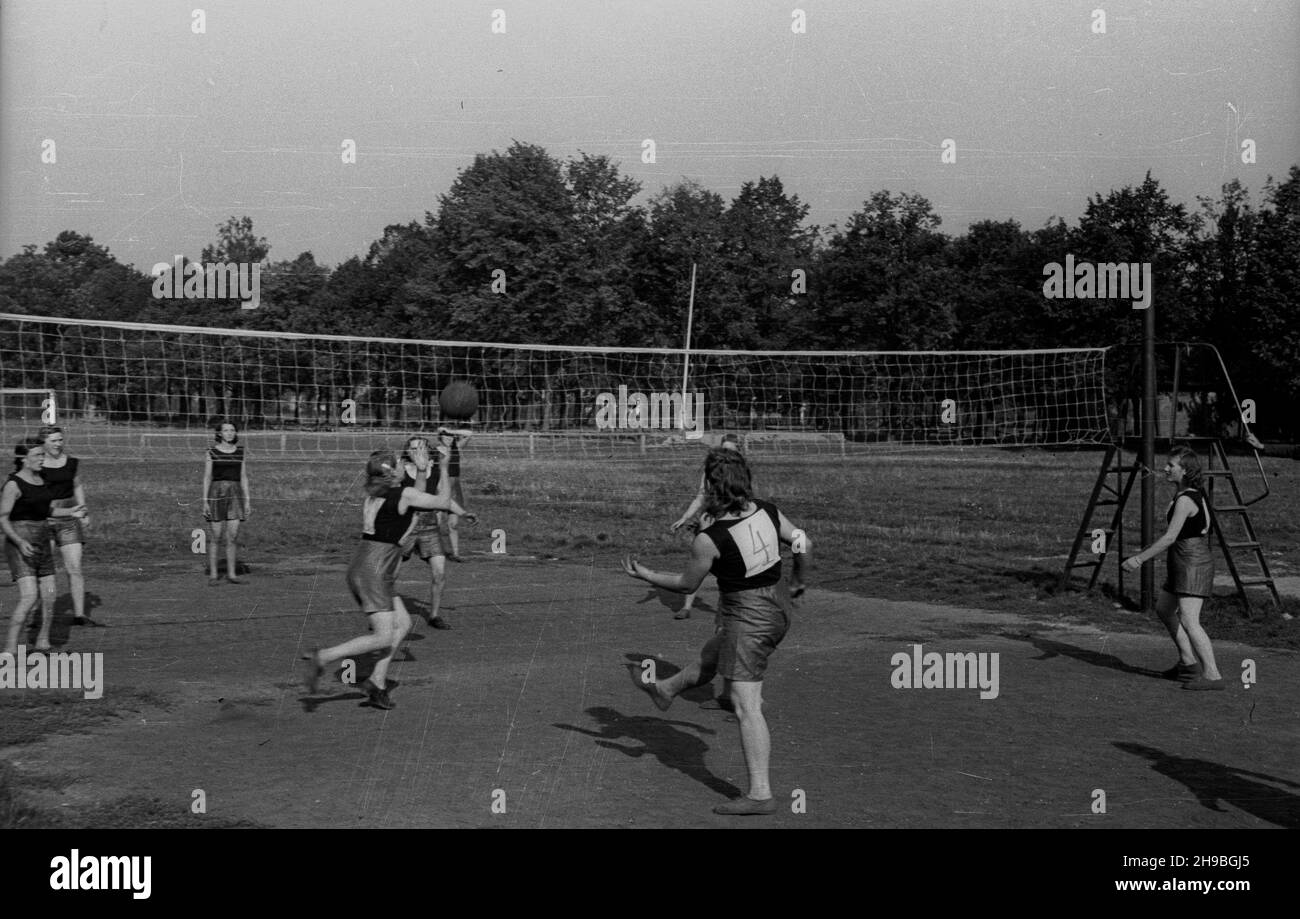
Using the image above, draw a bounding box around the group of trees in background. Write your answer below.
[1,143,1296,437]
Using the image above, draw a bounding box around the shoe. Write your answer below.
[361,678,395,710]
[1161,661,1200,681]
[300,650,323,693]
[32,642,51,653]
[713,796,777,816]
[208,577,222,586]
[674,608,692,620]
[226,576,244,585]
[1183,677,1225,692]
[449,554,466,563]
[428,617,452,630]
[626,663,673,712]
[73,616,105,628]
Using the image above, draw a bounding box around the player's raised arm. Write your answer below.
[622,531,718,595]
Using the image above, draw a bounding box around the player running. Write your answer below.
[301,441,474,710]
[623,447,810,816]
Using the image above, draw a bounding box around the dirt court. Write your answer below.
[3,552,1298,829]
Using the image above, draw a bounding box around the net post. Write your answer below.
[280,433,286,456]
[529,433,535,457]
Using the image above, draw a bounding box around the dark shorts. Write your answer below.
[207,480,245,522]
[400,511,451,560]
[702,584,790,682]
[347,539,402,614]
[6,520,55,580]
[1164,538,1214,598]
[48,515,85,547]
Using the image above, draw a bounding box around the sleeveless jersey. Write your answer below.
[5,474,54,521]
[41,456,79,500]
[210,445,243,482]
[702,499,783,593]
[361,486,415,545]
[1168,487,1211,541]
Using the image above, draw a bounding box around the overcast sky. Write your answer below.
[2,0,1296,272]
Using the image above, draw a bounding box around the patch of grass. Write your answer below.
[0,688,172,747]
[0,763,265,828]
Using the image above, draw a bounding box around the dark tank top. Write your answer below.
[702,499,783,593]
[401,468,441,527]
[41,456,78,501]
[210,445,243,482]
[361,487,414,545]
[6,473,53,521]
[1167,488,1211,541]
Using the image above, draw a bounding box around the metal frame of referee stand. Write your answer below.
[1059,342,1284,617]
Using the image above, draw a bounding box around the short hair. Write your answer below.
[365,450,398,497]
[38,425,64,442]
[703,448,753,517]
[720,433,741,451]
[1169,445,1205,491]
[13,437,45,472]
[213,420,239,444]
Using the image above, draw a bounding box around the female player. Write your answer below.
[203,420,251,585]
[2,439,85,654]
[39,425,99,627]
[441,426,472,561]
[398,434,453,629]
[301,442,474,710]
[623,447,811,815]
[1122,445,1224,690]
[668,433,742,619]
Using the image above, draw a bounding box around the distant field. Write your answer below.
[63,443,1300,647]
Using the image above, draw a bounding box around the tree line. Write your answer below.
[1,142,1296,438]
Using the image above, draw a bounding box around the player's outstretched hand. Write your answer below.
[668,517,690,534]
[621,554,648,581]
[1121,555,1142,572]
[1245,431,1264,451]
[461,511,478,525]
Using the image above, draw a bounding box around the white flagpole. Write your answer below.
[680,262,697,433]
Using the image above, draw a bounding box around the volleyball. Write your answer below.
[439,380,479,420]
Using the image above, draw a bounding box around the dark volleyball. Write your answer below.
[439,380,479,420]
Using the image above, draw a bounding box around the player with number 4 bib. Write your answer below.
[623,447,810,816]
